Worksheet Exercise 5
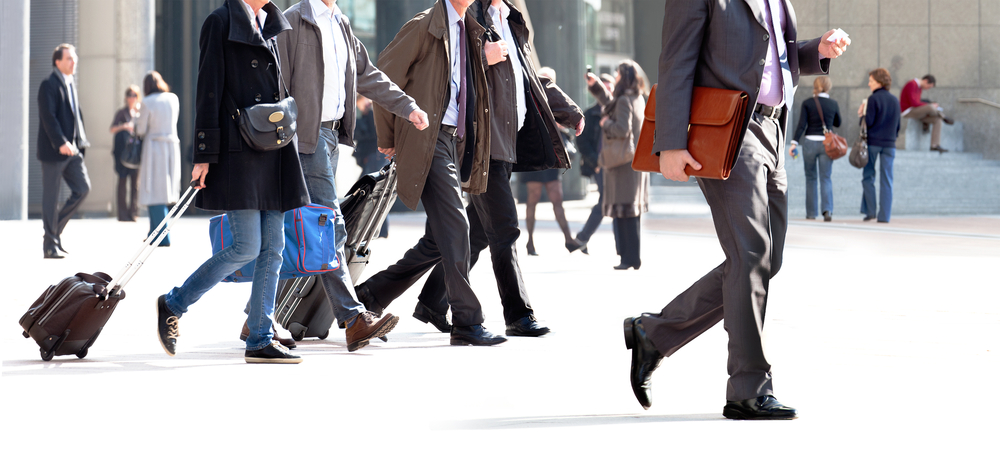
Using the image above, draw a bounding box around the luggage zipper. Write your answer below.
[37,281,89,327]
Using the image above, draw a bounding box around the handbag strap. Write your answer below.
[223,35,291,119]
[812,96,830,134]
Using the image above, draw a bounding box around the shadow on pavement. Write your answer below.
[436,413,723,430]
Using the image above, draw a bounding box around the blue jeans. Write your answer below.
[166,209,284,350]
[860,144,894,222]
[306,128,366,325]
[147,204,170,245]
[800,139,833,218]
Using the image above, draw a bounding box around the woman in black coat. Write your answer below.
[154,0,309,364]
[790,76,841,221]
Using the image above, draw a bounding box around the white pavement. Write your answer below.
[2,194,998,463]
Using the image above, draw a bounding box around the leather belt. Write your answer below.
[440,124,458,136]
[754,103,783,119]
[321,119,341,130]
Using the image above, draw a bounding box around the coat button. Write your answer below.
[763,34,769,41]
[251,59,258,68]
[759,59,766,66]
[198,131,205,139]
[273,92,280,100]
[198,143,206,151]
[255,93,262,102]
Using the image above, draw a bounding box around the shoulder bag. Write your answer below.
[600,98,637,169]
[120,133,142,169]
[224,37,297,152]
[814,96,848,160]
[848,117,869,168]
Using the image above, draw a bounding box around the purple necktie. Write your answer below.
[456,19,467,139]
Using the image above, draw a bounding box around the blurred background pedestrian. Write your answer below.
[858,67,901,223]
[110,84,141,222]
[520,66,585,256]
[587,60,648,270]
[790,76,841,222]
[135,71,180,246]
[574,73,615,254]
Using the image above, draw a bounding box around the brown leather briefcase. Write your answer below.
[632,85,749,180]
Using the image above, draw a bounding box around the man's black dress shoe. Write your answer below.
[355,283,384,318]
[43,249,65,259]
[450,324,507,346]
[505,315,550,337]
[614,262,640,270]
[722,395,797,420]
[624,317,662,410]
[413,301,452,333]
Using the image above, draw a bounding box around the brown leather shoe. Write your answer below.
[345,311,399,352]
[241,321,296,349]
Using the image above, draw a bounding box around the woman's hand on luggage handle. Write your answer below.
[659,149,702,183]
[191,163,209,189]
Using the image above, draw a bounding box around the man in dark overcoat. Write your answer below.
[37,44,91,259]
[154,0,311,364]
[623,0,850,417]
[410,0,584,338]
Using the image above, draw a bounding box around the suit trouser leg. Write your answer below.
[577,170,605,242]
[417,201,489,316]
[364,130,484,327]
[639,114,787,402]
[55,153,91,238]
[41,159,66,250]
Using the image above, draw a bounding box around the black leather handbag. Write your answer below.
[225,38,297,152]
[120,134,142,169]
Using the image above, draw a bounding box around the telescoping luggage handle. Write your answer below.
[356,160,397,257]
[104,180,201,298]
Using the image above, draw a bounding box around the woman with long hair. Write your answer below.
[587,60,649,270]
[135,71,181,246]
[790,76,841,221]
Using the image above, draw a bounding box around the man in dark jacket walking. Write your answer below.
[37,44,91,259]
[409,0,584,337]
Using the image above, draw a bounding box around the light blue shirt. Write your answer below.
[442,0,463,127]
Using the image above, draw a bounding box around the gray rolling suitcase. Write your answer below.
[273,160,397,339]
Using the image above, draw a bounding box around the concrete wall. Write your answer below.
[75,0,155,217]
[0,2,30,220]
[793,0,1000,159]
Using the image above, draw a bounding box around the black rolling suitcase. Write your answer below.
[273,160,397,339]
[18,182,200,361]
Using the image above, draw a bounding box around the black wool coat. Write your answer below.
[192,0,309,212]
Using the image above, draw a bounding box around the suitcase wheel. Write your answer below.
[292,332,305,342]
[40,349,54,362]
[22,331,29,339]
[319,330,330,340]
[76,348,88,359]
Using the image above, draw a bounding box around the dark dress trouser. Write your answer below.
[417,159,533,324]
[639,113,788,402]
[41,153,91,251]
[361,128,485,327]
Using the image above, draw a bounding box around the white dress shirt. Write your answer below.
[489,2,526,131]
[442,0,463,127]
[310,0,350,122]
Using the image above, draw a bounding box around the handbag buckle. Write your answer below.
[276,126,285,144]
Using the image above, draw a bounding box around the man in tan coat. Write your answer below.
[354,0,505,346]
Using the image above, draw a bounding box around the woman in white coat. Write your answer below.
[135,71,181,246]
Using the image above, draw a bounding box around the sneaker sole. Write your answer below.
[347,315,400,352]
[245,356,303,364]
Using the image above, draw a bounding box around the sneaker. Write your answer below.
[156,295,179,356]
[345,311,399,352]
[245,341,302,364]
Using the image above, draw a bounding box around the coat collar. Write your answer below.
[427,0,450,40]
[227,0,292,46]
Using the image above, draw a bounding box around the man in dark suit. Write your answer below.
[37,44,91,259]
[623,0,850,418]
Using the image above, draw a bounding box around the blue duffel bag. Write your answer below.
[208,204,340,283]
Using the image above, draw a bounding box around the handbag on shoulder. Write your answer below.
[120,133,142,169]
[813,96,848,160]
[224,37,297,152]
[849,118,869,168]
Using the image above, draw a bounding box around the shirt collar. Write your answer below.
[60,72,74,87]
[817,92,829,98]
[445,0,462,28]
[489,1,509,21]
[310,0,342,21]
